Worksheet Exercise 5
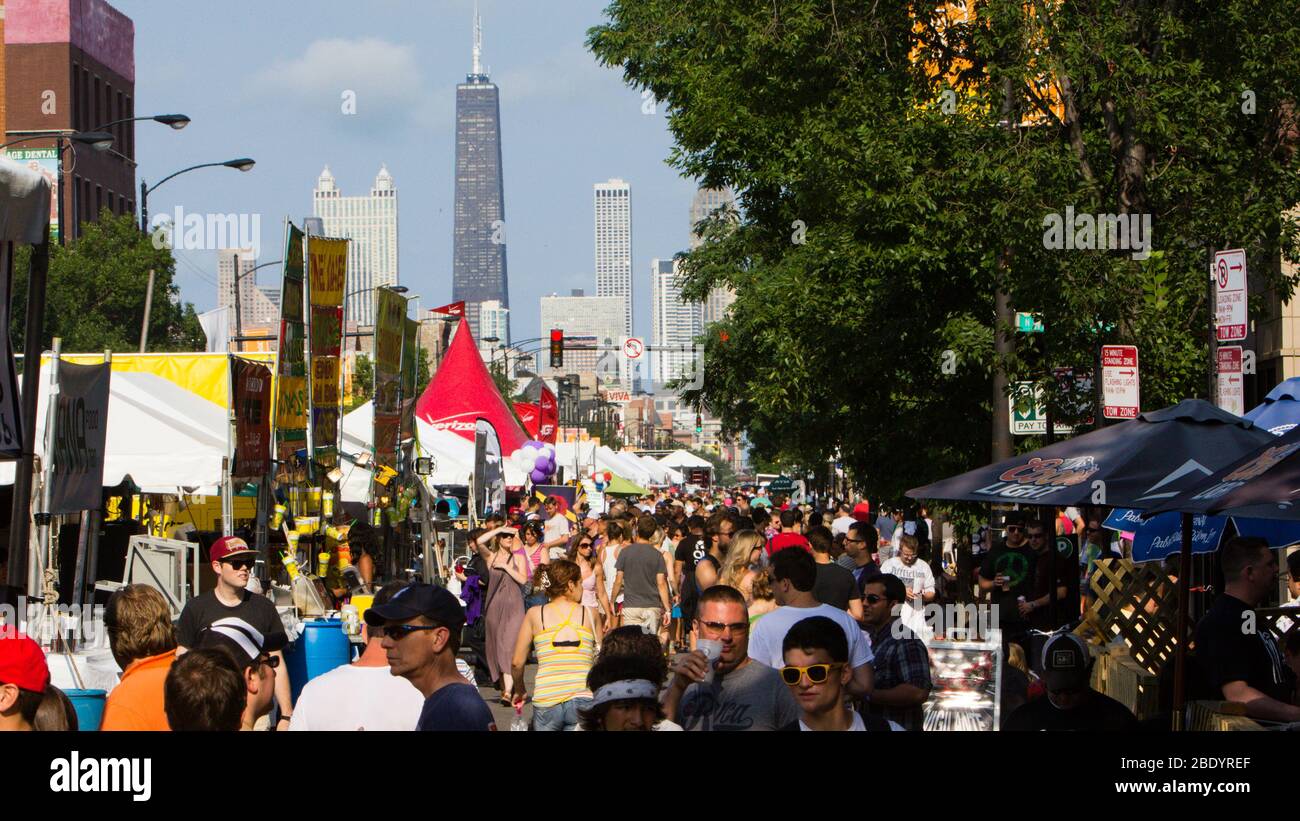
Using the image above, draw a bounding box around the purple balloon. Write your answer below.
[530,467,549,483]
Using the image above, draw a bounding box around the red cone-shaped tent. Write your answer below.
[414,318,529,455]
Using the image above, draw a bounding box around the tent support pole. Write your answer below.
[8,239,49,594]
[1172,511,1193,731]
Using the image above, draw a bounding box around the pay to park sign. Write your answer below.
[1101,345,1140,419]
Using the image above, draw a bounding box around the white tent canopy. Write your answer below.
[555,440,598,480]
[627,452,675,485]
[595,446,653,487]
[658,449,713,469]
[0,369,228,494]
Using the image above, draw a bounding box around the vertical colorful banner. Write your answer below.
[48,361,111,514]
[232,357,272,479]
[401,316,419,449]
[538,385,558,443]
[372,287,406,471]
[273,223,307,479]
[307,236,349,471]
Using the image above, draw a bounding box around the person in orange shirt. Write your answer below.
[101,585,178,731]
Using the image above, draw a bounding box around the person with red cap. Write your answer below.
[0,633,50,732]
[176,535,292,729]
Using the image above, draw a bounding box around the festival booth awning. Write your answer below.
[658,449,713,469]
[0,369,229,494]
[555,440,598,479]
[906,400,1273,508]
[633,453,681,485]
[595,446,652,488]
[1243,377,1300,437]
[413,317,530,465]
[600,474,650,497]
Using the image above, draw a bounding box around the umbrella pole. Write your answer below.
[1172,511,1193,731]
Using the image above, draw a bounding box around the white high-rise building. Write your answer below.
[651,258,703,388]
[594,178,632,336]
[477,300,511,362]
[313,164,399,327]
[690,186,738,324]
[540,290,629,383]
[217,249,280,337]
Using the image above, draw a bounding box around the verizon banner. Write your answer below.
[0,246,24,458]
[514,401,541,439]
[48,361,110,514]
[538,385,558,443]
[232,357,272,479]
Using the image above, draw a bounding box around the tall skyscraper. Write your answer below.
[476,299,510,361]
[452,6,509,344]
[650,257,703,388]
[594,178,632,336]
[312,164,399,327]
[218,249,280,337]
[690,186,738,324]
[3,0,137,241]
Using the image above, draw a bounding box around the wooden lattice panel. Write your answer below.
[1256,608,1300,646]
[1073,559,1182,676]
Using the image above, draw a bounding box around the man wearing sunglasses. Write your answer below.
[1003,632,1137,731]
[662,585,800,731]
[779,616,898,731]
[367,584,497,731]
[194,616,286,731]
[177,536,293,729]
[861,575,931,730]
[978,512,1035,656]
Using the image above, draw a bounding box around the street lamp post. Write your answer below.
[137,157,255,352]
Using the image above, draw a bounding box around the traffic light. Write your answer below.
[549,329,564,369]
[695,413,703,434]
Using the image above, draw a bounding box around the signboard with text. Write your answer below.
[232,357,272,479]
[1216,346,1244,417]
[1213,249,1247,342]
[1101,345,1140,419]
[48,361,110,514]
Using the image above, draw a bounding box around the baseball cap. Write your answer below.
[0,633,50,693]
[210,536,257,563]
[197,616,286,669]
[363,583,466,635]
[1041,632,1090,691]
[852,501,871,522]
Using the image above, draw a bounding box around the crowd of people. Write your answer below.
[2,489,1298,732]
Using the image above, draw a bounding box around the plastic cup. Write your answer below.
[696,639,722,684]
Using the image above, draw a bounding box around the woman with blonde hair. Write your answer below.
[747,566,778,625]
[477,524,528,705]
[719,530,765,604]
[510,559,597,731]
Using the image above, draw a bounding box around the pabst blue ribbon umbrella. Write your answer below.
[908,399,1274,729]
[1243,376,1300,437]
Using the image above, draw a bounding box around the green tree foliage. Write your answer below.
[589,1,1300,499]
[10,210,204,353]
[347,354,374,411]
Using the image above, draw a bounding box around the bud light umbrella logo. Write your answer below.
[974,456,1099,501]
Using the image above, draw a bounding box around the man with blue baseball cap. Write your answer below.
[365,584,496,731]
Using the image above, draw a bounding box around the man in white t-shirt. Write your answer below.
[879,535,936,640]
[289,582,425,731]
[748,547,874,697]
[830,503,856,537]
[542,496,572,560]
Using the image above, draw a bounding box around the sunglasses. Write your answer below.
[222,559,254,570]
[384,624,445,641]
[256,654,281,670]
[698,620,748,635]
[780,663,845,686]
[1006,525,1023,532]
[863,594,886,604]
[579,542,594,549]
[500,533,517,540]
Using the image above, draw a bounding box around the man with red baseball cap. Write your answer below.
[176,535,292,729]
[0,633,50,731]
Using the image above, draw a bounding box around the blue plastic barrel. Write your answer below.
[284,619,350,703]
[65,689,107,731]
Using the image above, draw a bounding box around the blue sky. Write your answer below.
[115,0,697,346]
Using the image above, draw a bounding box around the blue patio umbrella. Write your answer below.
[1243,376,1300,436]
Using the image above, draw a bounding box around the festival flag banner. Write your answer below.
[273,223,307,472]
[373,288,406,470]
[306,236,348,471]
[430,301,465,317]
[401,316,419,447]
[232,357,272,479]
[48,361,110,514]
[538,385,558,444]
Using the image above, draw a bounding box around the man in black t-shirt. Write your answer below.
[808,526,862,619]
[674,517,710,626]
[1194,537,1300,723]
[1023,521,1072,634]
[978,512,1034,655]
[1003,632,1138,731]
[176,536,293,729]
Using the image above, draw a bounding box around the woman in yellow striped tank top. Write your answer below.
[509,559,596,731]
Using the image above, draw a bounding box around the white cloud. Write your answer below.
[247,38,426,120]
[494,45,614,105]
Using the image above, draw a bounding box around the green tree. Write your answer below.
[589,1,1300,500]
[347,354,374,411]
[11,210,204,353]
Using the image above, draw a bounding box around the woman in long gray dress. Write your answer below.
[478,525,528,705]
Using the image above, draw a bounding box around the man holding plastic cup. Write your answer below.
[661,585,799,731]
